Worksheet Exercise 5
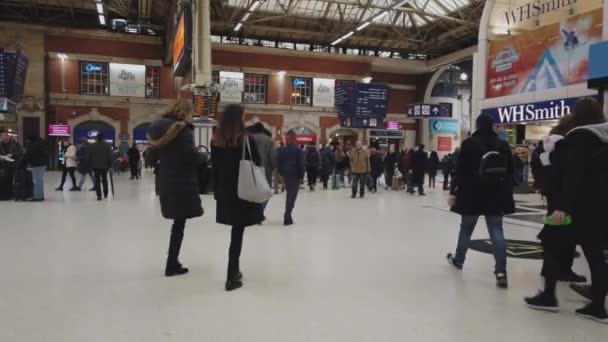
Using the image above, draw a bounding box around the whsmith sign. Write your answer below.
[482,96,598,124]
[503,0,577,26]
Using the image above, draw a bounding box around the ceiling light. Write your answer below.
[98,15,106,25]
[57,53,68,59]
[460,72,468,81]
[96,3,103,14]
[356,22,371,31]
[372,11,389,22]
[331,38,343,46]
[234,23,243,32]
[277,71,286,76]
[242,13,251,22]
[362,76,372,83]
[250,0,262,12]
[341,31,354,40]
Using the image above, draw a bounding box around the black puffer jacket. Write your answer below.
[148,117,205,220]
[450,130,515,216]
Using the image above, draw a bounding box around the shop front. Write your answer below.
[368,129,405,151]
[133,122,150,145]
[73,121,116,145]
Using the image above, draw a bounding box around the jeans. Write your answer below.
[351,173,367,197]
[94,168,109,199]
[78,172,95,188]
[284,176,300,217]
[454,215,507,275]
[31,165,46,200]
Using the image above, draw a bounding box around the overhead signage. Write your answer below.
[437,136,453,152]
[312,78,335,107]
[341,116,384,129]
[430,119,459,134]
[86,64,102,72]
[407,103,452,118]
[0,51,28,103]
[48,124,71,137]
[219,71,244,103]
[369,129,405,139]
[193,94,218,118]
[172,10,192,76]
[335,83,355,116]
[109,63,146,97]
[481,95,598,124]
[486,8,602,98]
[0,97,16,122]
[354,83,389,117]
[385,120,400,130]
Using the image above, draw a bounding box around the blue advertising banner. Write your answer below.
[481,95,598,124]
[407,103,452,118]
[340,116,385,129]
[73,128,116,145]
[430,119,459,134]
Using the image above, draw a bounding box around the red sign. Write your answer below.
[48,124,71,137]
[296,135,316,145]
[437,136,452,152]
[386,120,400,130]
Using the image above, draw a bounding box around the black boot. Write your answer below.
[225,258,243,291]
[165,221,188,277]
[284,214,294,226]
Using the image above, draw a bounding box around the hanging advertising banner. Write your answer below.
[486,8,603,99]
[437,136,453,152]
[312,78,335,107]
[430,119,459,134]
[48,124,71,137]
[109,63,146,97]
[172,9,192,76]
[219,71,244,103]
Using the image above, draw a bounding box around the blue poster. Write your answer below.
[73,128,116,145]
[430,119,458,134]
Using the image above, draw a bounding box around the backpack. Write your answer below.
[530,142,549,193]
[473,137,508,185]
[306,148,319,167]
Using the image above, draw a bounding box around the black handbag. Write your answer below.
[197,146,211,194]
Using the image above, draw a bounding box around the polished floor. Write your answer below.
[0,171,605,341]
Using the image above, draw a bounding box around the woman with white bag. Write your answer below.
[212,104,267,291]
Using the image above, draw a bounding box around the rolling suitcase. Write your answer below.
[14,169,33,201]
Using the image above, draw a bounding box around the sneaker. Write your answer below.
[446,253,463,270]
[569,283,592,301]
[496,273,508,289]
[575,304,608,324]
[525,291,559,312]
[558,271,587,283]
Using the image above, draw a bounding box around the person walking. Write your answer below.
[148,99,205,278]
[56,140,78,191]
[348,140,370,198]
[250,122,276,214]
[88,133,113,201]
[411,144,428,195]
[369,148,384,193]
[273,141,284,194]
[76,138,95,191]
[23,136,47,201]
[304,142,320,191]
[427,151,440,188]
[446,113,515,289]
[440,153,454,190]
[319,145,335,190]
[383,146,398,189]
[524,97,608,323]
[278,130,305,226]
[128,143,141,180]
[399,149,413,191]
[212,104,265,291]
[334,147,347,187]
[0,131,22,200]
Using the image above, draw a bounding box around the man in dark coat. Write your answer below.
[278,130,305,226]
[127,143,141,180]
[23,136,48,201]
[447,114,515,289]
[76,138,95,191]
[411,144,428,195]
[0,131,23,200]
[383,146,397,189]
[369,148,383,193]
[318,145,335,190]
[88,133,114,201]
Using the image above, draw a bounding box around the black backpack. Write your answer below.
[530,141,549,193]
[473,137,509,185]
[306,148,319,167]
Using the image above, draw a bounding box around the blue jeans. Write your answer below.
[31,166,46,200]
[351,173,367,197]
[454,215,507,275]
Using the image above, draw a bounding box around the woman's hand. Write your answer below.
[551,210,567,224]
[448,195,456,207]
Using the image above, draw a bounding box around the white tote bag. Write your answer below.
[237,137,272,203]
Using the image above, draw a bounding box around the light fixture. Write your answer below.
[57,53,68,60]
[362,76,372,83]
[234,23,243,32]
[234,0,263,31]
[372,11,389,22]
[460,72,468,81]
[341,31,354,40]
[277,71,286,76]
[249,0,261,12]
[331,38,343,46]
[99,15,106,25]
[96,3,103,14]
[242,12,251,22]
[356,22,370,31]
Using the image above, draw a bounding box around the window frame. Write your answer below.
[243,73,267,104]
[145,66,160,99]
[290,77,313,106]
[79,61,110,96]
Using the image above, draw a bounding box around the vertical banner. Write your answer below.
[486,8,603,98]
[219,71,244,103]
[109,63,146,97]
[437,136,453,152]
[312,78,335,107]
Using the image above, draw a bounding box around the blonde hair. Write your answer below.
[162,98,193,122]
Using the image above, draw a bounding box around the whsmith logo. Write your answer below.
[504,0,577,25]
[118,70,135,81]
[497,100,570,123]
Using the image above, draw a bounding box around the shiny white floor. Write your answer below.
[0,171,605,342]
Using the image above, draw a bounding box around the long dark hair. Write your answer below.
[551,97,606,135]
[214,104,245,148]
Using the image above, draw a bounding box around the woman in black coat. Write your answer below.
[411,145,428,195]
[212,104,264,291]
[148,99,205,277]
[426,151,440,188]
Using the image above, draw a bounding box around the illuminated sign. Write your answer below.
[430,119,459,134]
[85,64,102,72]
[292,78,306,87]
[385,120,400,130]
[172,9,192,76]
[48,124,71,137]
[482,95,598,124]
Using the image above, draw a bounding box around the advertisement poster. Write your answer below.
[109,63,146,97]
[486,8,602,99]
[48,124,71,137]
[312,78,335,107]
[219,71,244,103]
[437,136,452,152]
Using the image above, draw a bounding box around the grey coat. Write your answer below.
[251,133,276,185]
